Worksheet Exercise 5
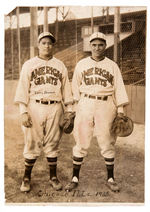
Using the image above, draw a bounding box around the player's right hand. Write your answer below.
[21,112,32,128]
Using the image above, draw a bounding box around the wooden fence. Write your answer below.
[124,85,145,124]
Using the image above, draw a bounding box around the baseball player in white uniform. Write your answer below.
[65,32,129,192]
[14,32,73,192]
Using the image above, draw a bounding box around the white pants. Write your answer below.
[22,100,63,159]
[73,96,117,159]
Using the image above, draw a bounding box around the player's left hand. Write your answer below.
[21,112,32,128]
[117,112,124,118]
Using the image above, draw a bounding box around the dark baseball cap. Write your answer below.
[38,32,56,43]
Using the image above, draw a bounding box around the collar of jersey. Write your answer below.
[37,55,53,61]
[90,56,105,62]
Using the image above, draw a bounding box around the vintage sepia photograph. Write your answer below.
[4,4,146,205]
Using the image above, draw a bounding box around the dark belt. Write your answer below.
[36,100,58,105]
[84,94,108,101]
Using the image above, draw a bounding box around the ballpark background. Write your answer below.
[3,2,147,206]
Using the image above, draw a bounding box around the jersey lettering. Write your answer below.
[31,66,62,86]
[82,67,114,87]
[84,76,107,87]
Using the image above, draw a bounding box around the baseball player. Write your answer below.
[14,32,73,192]
[65,32,129,192]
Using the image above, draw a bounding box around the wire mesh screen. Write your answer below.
[4,7,146,86]
[119,22,146,86]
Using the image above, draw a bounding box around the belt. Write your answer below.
[36,100,58,105]
[84,94,108,101]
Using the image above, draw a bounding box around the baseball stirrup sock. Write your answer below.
[72,156,83,180]
[47,157,57,179]
[104,158,114,180]
[24,158,36,180]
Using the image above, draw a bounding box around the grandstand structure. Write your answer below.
[5,9,146,86]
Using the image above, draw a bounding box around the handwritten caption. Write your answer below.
[37,189,110,198]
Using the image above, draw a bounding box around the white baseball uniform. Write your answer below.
[14,56,73,159]
[72,56,129,159]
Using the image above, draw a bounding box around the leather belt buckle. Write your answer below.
[36,100,56,104]
[89,95,95,99]
[97,96,102,100]
[96,96,108,101]
[84,94,108,101]
[42,100,49,104]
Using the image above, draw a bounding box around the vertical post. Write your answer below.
[91,6,94,33]
[44,7,48,31]
[114,7,120,65]
[16,7,21,74]
[106,7,109,23]
[55,7,58,41]
[10,13,14,80]
[30,7,38,58]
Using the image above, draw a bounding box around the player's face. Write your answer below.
[90,39,106,58]
[38,37,53,58]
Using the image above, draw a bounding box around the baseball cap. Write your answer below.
[38,32,56,43]
[89,32,106,43]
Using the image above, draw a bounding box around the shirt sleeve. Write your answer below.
[14,62,30,105]
[113,64,129,107]
[72,63,82,101]
[19,103,28,115]
[61,64,73,105]
[117,105,124,113]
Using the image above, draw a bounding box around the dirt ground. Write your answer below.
[4,81,145,205]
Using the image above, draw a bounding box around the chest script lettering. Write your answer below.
[30,66,62,85]
[82,67,114,87]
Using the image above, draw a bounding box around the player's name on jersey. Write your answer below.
[34,91,55,94]
[82,67,114,86]
[30,66,62,86]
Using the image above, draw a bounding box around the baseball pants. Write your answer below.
[73,95,117,159]
[22,100,63,159]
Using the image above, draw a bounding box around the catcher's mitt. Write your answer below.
[110,115,134,137]
[60,112,76,134]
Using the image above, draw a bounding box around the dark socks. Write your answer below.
[72,164,81,180]
[72,156,83,181]
[47,157,57,179]
[23,158,36,180]
[106,164,114,180]
[104,158,115,180]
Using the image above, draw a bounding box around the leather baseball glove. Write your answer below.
[60,112,76,134]
[110,114,134,137]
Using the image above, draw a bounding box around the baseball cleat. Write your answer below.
[49,177,62,191]
[20,178,31,192]
[106,178,120,192]
[65,176,79,192]
[65,182,78,192]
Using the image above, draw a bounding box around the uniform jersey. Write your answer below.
[72,56,129,107]
[14,56,73,105]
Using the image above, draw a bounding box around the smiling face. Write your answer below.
[38,36,54,59]
[90,39,106,60]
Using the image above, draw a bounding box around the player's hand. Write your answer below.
[73,100,79,112]
[21,112,32,128]
[117,112,124,118]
